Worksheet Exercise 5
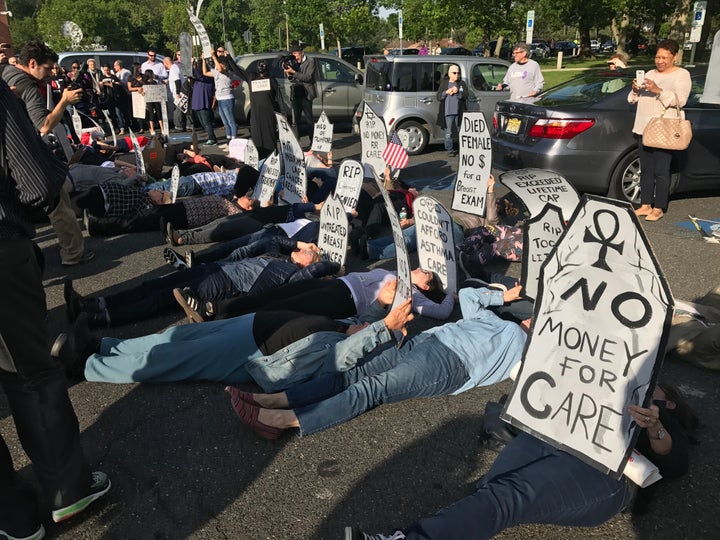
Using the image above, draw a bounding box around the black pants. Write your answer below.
[291,86,314,140]
[638,138,673,210]
[0,237,90,530]
[87,204,188,236]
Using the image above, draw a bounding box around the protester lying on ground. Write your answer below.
[51,282,410,388]
[176,268,455,324]
[164,144,242,177]
[344,382,697,540]
[666,284,720,371]
[224,285,528,439]
[63,236,339,327]
[163,201,324,269]
[67,162,142,192]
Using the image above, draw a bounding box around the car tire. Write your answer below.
[396,120,428,155]
[608,150,679,204]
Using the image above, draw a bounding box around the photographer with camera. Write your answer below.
[283,44,317,144]
[1,40,94,266]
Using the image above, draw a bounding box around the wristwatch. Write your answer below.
[649,427,666,440]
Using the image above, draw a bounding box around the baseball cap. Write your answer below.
[607,57,626,69]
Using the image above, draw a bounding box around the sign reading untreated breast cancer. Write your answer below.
[318,194,348,266]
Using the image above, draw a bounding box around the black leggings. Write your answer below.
[215,278,356,320]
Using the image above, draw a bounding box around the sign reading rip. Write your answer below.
[317,194,349,266]
[360,102,388,180]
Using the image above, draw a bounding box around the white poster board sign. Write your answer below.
[70,107,83,140]
[502,196,673,478]
[317,194,349,266]
[251,78,271,93]
[131,91,146,119]
[360,102,388,179]
[170,165,180,204]
[244,139,259,170]
[187,7,213,59]
[374,176,412,314]
[253,151,281,206]
[128,129,146,177]
[451,112,492,216]
[334,159,364,212]
[142,84,166,103]
[500,168,580,222]
[276,113,306,203]
[413,196,457,294]
[311,111,334,153]
[520,204,565,301]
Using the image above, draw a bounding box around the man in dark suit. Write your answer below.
[283,44,317,144]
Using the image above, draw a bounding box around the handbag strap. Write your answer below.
[659,91,683,119]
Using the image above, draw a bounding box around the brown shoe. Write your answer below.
[634,205,652,217]
[225,386,284,440]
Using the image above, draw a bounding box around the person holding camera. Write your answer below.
[283,44,317,144]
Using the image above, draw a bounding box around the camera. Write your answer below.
[280,54,294,70]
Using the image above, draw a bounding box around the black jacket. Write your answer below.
[436,77,468,129]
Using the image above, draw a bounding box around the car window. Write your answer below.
[391,63,417,91]
[473,63,507,89]
[534,73,634,106]
[318,59,356,83]
[686,74,720,109]
[365,58,392,90]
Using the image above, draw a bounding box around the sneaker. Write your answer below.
[185,250,194,269]
[50,313,99,380]
[173,287,209,323]
[61,250,95,266]
[52,471,111,523]
[165,221,179,246]
[163,247,188,270]
[0,524,45,540]
[344,527,405,540]
[204,139,217,146]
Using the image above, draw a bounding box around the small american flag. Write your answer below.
[382,131,409,169]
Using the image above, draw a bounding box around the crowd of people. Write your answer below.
[0,35,716,540]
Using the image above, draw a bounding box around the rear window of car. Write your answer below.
[366,59,470,92]
[535,72,634,106]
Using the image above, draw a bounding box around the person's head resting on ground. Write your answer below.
[290,248,320,268]
[512,42,530,64]
[16,40,58,83]
[410,267,445,303]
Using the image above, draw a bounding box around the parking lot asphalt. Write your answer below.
[2,128,719,539]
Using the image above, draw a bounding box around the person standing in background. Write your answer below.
[498,42,544,100]
[436,65,467,158]
[283,44,317,145]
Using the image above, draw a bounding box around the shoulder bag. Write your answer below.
[642,91,693,150]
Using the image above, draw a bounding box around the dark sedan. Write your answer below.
[491,67,720,203]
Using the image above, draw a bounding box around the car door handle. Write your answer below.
[420,97,433,104]
[467,97,479,102]
[323,88,336,94]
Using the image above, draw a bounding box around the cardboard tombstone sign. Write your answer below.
[502,195,673,478]
[317,194,349,266]
[520,204,565,301]
[141,134,166,178]
[374,176,413,316]
[451,112,492,216]
[334,159,364,213]
[101,109,117,146]
[170,165,181,204]
[70,107,83,142]
[128,129,146,177]
[252,151,281,206]
[311,111,334,153]
[142,84,170,138]
[276,113,306,203]
[500,168,580,222]
[360,102,388,180]
[179,32,193,78]
[413,196,457,294]
[186,7,213,59]
[244,139,259,170]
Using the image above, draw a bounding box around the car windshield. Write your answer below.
[535,72,634,106]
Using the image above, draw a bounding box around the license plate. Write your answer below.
[506,117,521,135]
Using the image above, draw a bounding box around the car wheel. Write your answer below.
[396,120,428,155]
[608,151,642,204]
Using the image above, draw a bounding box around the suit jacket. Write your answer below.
[292,55,317,101]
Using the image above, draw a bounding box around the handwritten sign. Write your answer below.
[502,196,673,477]
[70,107,83,141]
[334,159,364,212]
[276,113,306,203]
[244,139,259,170]
[170,165,180,204]
[251,78,271,93]
[317,194,349,266]
[360,102,387,180]
[451,112,492,216]
[187,7,213,59]
[131,91,146,118]
[311,111,334,153]
[500,168,580,222]
[520,204,565,301]
[413,196,457,294]
[142,84,166,104]
[128,129,146,177]
[253,151,281,206]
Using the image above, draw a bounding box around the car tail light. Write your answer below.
[528,118,595,139]
[493,113,499,130]
[387,117,396,127]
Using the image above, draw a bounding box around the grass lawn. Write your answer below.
[537,52,654,89]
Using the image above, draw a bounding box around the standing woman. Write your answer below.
[192,58,217,145]
[204,49,237,141]
[436,65,467,158]
[127,63,148,133]
[628,39,691,222]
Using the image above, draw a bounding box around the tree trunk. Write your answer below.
[667,0,693,64]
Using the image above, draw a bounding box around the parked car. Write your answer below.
[529,43,550,59]
[491,67,720,203]
[590,39,601,52]
[232,52,364,126]
[359,54,512,154]
[472,41,512,60]
[440,47,473,56]
[601,40,616,52]
[389,48,419,55]
[554,41,578,55]
[329,46,374,68]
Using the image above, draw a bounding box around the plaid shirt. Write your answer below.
[99,183,153,217]
[191,171,238,197]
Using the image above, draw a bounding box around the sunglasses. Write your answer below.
[148,54,156,58]
[72,66,79,69]
[449,71,459,74]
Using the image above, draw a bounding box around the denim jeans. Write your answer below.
[404,432,633,539]
[444,114,458,152]
[195,108,216,142]
[287,333,470,436]
[217,98,237,138]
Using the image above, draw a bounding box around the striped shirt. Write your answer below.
[0,80,67,239]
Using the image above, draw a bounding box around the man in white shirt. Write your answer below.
[140,49,167,81]
[166,51,191,132]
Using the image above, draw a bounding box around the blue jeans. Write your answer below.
[145,176,199,197]
[217,98,237,138]
[404,432,633,539]
[368,222,464,260]
[444,114,458,152]
[286,333,470,436]
[195,108,216,142]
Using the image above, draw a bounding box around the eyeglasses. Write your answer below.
[148,54,156,58]
[449,71,459,74]
[72,65,79,69]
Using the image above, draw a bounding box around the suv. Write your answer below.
[233,52,364,126]
[329,46,374,68]
[57,51,164,71]
[360,54,511,154]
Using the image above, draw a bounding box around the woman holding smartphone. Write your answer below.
[627,39,691,222]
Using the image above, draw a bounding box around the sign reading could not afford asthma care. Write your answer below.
[502,196,673,478]
[452,112,492,216]
[317,194,349,267]
[360,102,388,180]
[334,159,364,213]
[413,196,457,294]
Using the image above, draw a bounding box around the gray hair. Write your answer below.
[514,42,529,53]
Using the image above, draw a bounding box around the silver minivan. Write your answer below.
[360,55,512,154]
[57,51,164,71]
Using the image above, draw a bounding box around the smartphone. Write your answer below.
[636,70,645,87]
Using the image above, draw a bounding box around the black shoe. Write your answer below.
[163,247,188,270]
[173,287,211,323]
[51,314,99,380]
[185,250,194,269]
[344,527,406,540]
[64,278,84,323]
[52,471,111,523]
[166,221,179,246]
[86,310,111,329]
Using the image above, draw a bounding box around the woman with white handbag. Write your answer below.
[628,39,692,222]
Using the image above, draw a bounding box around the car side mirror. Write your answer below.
[355,73,364,85]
